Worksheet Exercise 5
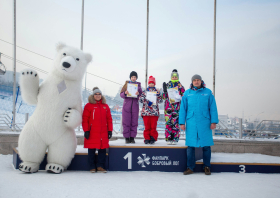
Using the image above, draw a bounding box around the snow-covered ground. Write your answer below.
[197,153,280,164]
[1,154,280,198]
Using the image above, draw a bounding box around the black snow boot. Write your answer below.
[144,140,150,144]
[130,137,135,144]
[150,136,156,144]
[125,138,130,144]
[168,133,174,141]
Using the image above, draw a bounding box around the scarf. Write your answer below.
[171,79,179,83]
[189,80,206,91]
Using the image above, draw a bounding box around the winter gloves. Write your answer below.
[84,131,90,139]
[85,131,112,139]
[108,131,112,139]
[148,100,153,106]
[163,82,167,93]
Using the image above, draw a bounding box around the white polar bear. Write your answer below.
[18,43,92,174]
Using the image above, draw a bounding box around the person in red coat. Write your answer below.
[82,87,113,173]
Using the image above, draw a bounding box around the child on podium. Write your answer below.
[120,71,142,144]
[139,76,163,144]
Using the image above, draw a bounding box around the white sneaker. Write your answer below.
[172,141,178,145]
[167,141,172,145]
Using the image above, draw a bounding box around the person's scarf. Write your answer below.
[189,80,206,91]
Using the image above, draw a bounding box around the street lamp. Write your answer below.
[0,53,6,75]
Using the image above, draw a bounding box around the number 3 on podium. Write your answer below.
[239,165,246,173]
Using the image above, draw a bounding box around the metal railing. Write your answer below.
[0,114,21,131]
[214,119,238,138]
[213,119,280,140]
[243,120,280,139]
[2,113,280,140]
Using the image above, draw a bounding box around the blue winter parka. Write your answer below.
[179,87,218,147]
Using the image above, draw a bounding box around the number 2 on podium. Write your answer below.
[124,152,132,169]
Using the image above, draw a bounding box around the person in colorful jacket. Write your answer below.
[162,69,185,144]
[120,71,143,144]
[179,74,218,175]
[82,87,113,173]
[139,76,163,144]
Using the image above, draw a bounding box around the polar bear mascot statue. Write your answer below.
[18,43,92,174]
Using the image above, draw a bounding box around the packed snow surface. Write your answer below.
[1,155,280,198]
[197,153,280,164]
[109,139,187,147]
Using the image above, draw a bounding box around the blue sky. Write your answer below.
[0,0,280,120]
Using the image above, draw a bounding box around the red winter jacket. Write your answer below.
[82,95,113,149]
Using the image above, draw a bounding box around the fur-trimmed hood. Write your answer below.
[88,95,107,104]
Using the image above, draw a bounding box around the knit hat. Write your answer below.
[191,74,202,82]
[171,69,179,79]
[148,76,156,85]
[130,71,138,79]
[92,87,102,95]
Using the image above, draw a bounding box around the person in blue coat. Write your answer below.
[179,74,218,175]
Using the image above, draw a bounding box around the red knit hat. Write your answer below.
[148,76,156,85]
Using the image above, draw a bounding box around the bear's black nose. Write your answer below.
[62,62,71,68]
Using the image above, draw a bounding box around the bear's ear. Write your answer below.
[85,53,92,63]
[56,42,66,51]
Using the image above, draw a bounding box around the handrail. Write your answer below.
[1,115,280,140]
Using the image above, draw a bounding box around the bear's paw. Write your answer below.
[45,163,64,174]
[19,162,39,173]
[63,108,72,123]
[63,108,82,129]
[21,69,38,79]
[20,69,40,105]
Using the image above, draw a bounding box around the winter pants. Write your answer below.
[165,110,180,142]
[187,146,211,171]
[88,148,106,170]
[122,111,139,138]
[143,116,159,141]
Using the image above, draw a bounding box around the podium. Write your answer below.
[13,140,280,173]
[13,140,202,172]
[108,140,202,172]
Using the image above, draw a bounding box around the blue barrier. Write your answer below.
[108,146,202,172]
[13,143,200,172]
[13,144,280,173]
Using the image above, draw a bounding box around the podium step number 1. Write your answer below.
[123,152,132,169]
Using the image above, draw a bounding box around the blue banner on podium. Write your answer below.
[108,147,202,172]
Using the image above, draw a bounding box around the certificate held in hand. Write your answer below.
[146,91,157,105]
[167,87,180,103]
[127,83,138,98]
